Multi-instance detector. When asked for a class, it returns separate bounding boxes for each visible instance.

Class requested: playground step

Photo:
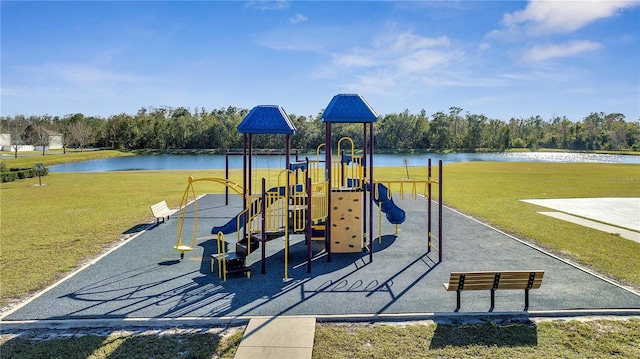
[236,236,260,257]
[311,224,325,241]
[225,253,248,270]
[234,316,316,359]
[221,252,251,278]
[226,267,251,276]
[268,230,286,241]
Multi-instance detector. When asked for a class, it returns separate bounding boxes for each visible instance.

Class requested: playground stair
[216,236,260,279]
[220,232,287,279]
[235,235,261,257]
[222,252,251,277]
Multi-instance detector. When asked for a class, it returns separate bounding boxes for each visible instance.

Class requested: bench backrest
[150,201,169,215]
[446,271,544,291]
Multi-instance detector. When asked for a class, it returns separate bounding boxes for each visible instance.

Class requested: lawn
[1,149,134,169]
[443,162,640,286]
[1,160,639,304]
[2,319,638,358]
[1,154,639,358]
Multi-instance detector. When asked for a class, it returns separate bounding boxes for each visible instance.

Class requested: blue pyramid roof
[237,105,296,134]
[321,94,379,123]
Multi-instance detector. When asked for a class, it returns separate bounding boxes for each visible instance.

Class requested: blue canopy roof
[237,105,296,134]
[321,94,379,123]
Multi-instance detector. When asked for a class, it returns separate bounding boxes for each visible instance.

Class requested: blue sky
[2,1,639,121]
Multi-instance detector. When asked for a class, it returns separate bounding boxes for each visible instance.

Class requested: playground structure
[174,94,443,280]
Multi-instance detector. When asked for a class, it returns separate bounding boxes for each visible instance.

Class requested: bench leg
[490,289,495,312]
[455,291,461,312]
[524,289,530,311]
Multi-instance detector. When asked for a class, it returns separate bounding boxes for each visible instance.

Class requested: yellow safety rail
[215,231,225,279]
[310,143,326,182]
[373,179,439,200]
[310,180,329,224]
[371,179,441,244]
[429,230,440,254]
[214,231,250,281]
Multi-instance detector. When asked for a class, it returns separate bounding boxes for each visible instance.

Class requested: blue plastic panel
[321,94,379,123]
[237,105,296,134]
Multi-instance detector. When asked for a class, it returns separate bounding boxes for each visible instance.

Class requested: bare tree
[7,115,28,158]
[25,125,50,155]
[68,120,92,151]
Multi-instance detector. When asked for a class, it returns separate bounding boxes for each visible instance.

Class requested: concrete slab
[538,212,640,243]
[521,198,640,232]
[234,316,315,359]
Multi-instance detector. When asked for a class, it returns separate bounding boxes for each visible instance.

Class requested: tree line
[2,106,639,153]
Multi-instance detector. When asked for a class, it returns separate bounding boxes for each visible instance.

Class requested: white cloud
[328,31,457,73]
[331,52,377,68]
[503,0,639,35]
[522,40,603,61]
[388,32,450,52]
[290,13,307,24]
[314,30,465,95]
[477,42,491,52]
[53,65,144,84]
[245,0,289,11]
[253,30,326,52]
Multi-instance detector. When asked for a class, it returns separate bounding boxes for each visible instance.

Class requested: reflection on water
[49,152,640,172]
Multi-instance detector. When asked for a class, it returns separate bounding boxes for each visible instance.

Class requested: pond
[49,151,640,172]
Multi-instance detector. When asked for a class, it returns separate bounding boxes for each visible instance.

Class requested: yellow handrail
[216,231,226,281]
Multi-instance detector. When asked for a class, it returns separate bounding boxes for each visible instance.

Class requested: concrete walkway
[521,198,640,243]
[521,198,640,232]
[234,316,316,359]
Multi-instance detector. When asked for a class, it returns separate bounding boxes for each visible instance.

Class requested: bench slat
[150,200,176,224]
[443,270,544,312]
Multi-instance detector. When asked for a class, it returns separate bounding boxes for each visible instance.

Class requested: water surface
[49,152,640,172]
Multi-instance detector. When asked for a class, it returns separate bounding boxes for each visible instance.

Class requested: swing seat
[174,245,193,251]
[174,245,193,259]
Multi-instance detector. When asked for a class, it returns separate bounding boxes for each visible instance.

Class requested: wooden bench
[444,270,544,312]
[150,200,176,225]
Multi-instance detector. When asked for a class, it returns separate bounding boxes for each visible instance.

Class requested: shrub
[1,171,18,182]
[1,166,48,183]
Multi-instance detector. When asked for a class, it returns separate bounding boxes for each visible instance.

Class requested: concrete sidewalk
[521,198,640,232]
[234,316,316,359]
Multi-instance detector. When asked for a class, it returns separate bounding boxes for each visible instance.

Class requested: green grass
[443,162,640,286]
[1,162,638,303]
[312,319,640,359]
[0,328,244,359]
[1,150,133,169]
[2,319,638,358]
[0,169,248,302]
[1,156,639,358]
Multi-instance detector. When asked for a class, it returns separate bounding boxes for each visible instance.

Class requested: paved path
[521,198,640,232]
[233,316,315,359]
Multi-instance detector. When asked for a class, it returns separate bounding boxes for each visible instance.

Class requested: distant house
[0,133,33,151]
[1,128,63,151]
[39,128,63,150]
[0,133,10,149]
